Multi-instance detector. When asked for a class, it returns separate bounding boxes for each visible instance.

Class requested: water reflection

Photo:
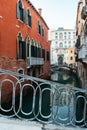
[51,71,78,87]
[50,70,80,125]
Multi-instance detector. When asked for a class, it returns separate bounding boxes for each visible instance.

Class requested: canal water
[50,70,80,87]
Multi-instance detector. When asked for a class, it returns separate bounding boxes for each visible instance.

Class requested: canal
[50,70,80,87]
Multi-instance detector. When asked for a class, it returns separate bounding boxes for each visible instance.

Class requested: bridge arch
[58,56,63,65]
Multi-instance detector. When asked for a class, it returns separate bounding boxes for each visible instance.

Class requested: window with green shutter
[16,0,24,22]
[37,47,40,58]
[42,49,45,60]
[31,45,34,57]
[38,21,41,35]
[26,9,32,27]
[18,41,26,60]
[42,26,44,37]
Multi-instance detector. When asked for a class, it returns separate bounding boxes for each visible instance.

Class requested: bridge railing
[0,69,87,128]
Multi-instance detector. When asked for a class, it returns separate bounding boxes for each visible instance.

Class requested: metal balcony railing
[27,57,44,68]
[0,69,87,128]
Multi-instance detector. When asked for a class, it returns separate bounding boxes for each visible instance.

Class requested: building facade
[0,0,50,79]
[75,0,87,89]
[49,28,76,66]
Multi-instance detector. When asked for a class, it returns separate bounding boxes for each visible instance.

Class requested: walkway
[0,117,86,130]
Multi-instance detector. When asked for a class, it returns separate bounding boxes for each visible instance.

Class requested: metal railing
[0,69,87,128]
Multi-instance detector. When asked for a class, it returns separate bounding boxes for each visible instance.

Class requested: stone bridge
[51,65,76,73]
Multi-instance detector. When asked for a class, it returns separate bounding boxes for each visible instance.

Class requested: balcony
[81,5,87,20]
[27,57,44,68]
[78,45,87,63]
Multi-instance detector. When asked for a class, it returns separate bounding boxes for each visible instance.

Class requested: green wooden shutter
[22,8,25,22]
[30,16,32,27]
[26,10,28,25]
[16,3,20,19]
[31,45,34,57]
[42,49,45,60]
[22,41,26,60]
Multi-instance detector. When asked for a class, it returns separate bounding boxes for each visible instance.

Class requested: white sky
[31,0,79,29]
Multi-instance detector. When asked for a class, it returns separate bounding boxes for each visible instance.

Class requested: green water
[51,70,80,87]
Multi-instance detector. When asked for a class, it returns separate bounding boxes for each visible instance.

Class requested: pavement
[0,117,86,130]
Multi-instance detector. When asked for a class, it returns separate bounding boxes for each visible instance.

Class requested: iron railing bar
[0,68,87,93]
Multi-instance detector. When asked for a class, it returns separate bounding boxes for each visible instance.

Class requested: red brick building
[0,0,50,79]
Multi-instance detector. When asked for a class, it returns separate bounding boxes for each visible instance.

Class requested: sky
[31,0,79,29]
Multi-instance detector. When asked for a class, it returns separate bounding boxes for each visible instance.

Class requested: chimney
[38,8,42,16]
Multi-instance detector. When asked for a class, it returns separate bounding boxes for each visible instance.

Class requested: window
[41,26,44,37]
[70,57,73,60]
[59,42,63,48]
[42,48,45,60]
[31,44,34,57]
[26,37,30,57]
[64,36,66,39]
[37,46,41,58]
[55,36,58,39]
[16,0,24,22]
[56,41,57,44]
[26,9,32,27]
[55,32,58,35]
[68,35,71,39]
[31,41,39,58]
[59,33,63,39]
[47,51,50,61]
[37,22,44,36]
[19,41,26,59]
[64,32,66,34]
[38,21,41,35]
[17,33,26,60]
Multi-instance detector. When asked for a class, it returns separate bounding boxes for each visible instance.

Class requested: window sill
[17,19,24,23]
[27,25,32,29]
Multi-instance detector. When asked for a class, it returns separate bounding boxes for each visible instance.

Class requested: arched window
[41,26,44,37]
[38,21,41,35]
[26,37,30,57]
[26,9,32,27]
[42,48,45,60]
[70,57,73,60]
[17,33,26,60]
[59,42,63,48]
[16,0,24,22]
[31,40,35,57]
